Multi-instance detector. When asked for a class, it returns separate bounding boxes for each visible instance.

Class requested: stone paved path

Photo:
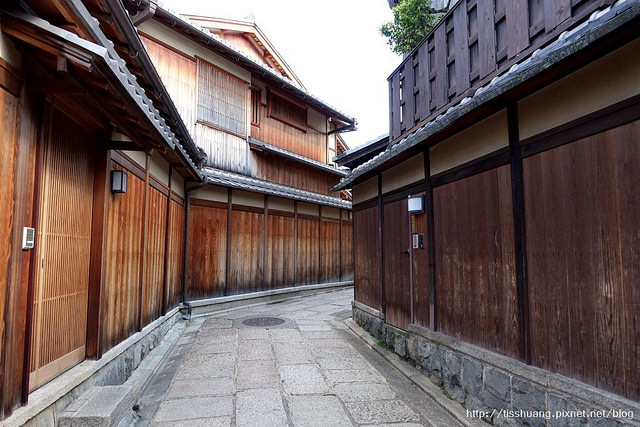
[134,288,462,426]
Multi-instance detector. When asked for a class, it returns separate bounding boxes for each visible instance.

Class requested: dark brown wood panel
[165,199,184,310]
[524,120,640,401]
[254,155,338,196]
[353,206,381,310]
[296,218,319,285]
[141,187,166,326]
[341,220,354,281]
[434,165,519,358]
[228,209,264,294]
[410,199,430,329]
[103,165,145,352]
[186,203,227,299]
[320,220,340,283]
[383,199,411,330]
[265,214,295,289]
[0,88,18,382]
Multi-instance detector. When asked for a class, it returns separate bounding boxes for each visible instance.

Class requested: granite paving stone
[153,396,233,422]
[286,395,353,427]
[236,388,287,427]
[344,400,421,424]
[137,288,462,426]
[279,364,330,394]
[237,360,279,390]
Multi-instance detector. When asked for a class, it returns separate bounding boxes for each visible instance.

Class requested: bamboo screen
[197,58,247,136]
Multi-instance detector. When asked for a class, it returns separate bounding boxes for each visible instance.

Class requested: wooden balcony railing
[388,0,615,143]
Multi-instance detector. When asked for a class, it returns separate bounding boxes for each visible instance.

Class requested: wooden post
[508,103,531,364]
[293,201,298,286]
[86,138,110,359]
[339,210,343,281]
[263,195,268,291]
[224,188,232,296]
[424,150,437,331]
[138,153,150,331]
[161,167,173,315]
[318,205,322,284]
[378,174,385,318]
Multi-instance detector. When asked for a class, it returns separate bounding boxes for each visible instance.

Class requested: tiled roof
[203,167,351,209]
[333,0,639,191]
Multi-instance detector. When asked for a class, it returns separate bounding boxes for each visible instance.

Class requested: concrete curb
[344,318,484,427]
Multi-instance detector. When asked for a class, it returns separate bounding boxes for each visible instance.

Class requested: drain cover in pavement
[241,317,285,327]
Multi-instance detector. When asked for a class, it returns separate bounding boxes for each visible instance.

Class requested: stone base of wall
[352,303,640,426]
[7,309,181,426]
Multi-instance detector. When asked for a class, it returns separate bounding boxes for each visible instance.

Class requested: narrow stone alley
[132,288,464,426]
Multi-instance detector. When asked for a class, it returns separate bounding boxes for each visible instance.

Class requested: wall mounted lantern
[407,195,424,214]
[110,170,128,194]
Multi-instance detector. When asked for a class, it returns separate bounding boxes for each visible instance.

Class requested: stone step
[58,385,135,427]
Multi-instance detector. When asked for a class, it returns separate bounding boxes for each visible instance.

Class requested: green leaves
[380,0,444,54]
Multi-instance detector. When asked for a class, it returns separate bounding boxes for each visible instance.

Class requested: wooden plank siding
[187,202,228,299]
[103,164,145,352]
[410,203,430,329]
[265,213,295,289]
[228,209,265,294]
[251,101,327,163]
[295,218,319,285]
[141,187,167,326]
[320,220,340,283]
[389,0,616,142]
[523,120,640,401]
[383,199,411,330]
[254,156,338,196]
[433,165,520,359]
[340,220,354,282]
[165,199,184,310]
[353,206,381,311]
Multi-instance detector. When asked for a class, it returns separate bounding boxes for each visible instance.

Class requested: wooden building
[335,0,640,417]
[135,9,356,301]
[0,0,354,421]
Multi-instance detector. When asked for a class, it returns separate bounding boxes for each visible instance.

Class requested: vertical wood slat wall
[103,159,185,353]
[187,198,353,299]
[351,117,640,402]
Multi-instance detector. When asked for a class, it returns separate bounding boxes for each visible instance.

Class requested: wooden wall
[524,121,640,401]
[103,164,145,351]
[352,99,640,401]
[103,157,186,352]
[353,206,381,311]
[434,166,519,358]
[255,156,338,196]
[186,193,353,299]
[252,103,327,163]
[187,201,227,299]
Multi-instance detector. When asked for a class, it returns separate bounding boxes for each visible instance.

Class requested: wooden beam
[224,188,232,296]
[263,195,268,292]
[378,174,385,319]
[293,201,298,285]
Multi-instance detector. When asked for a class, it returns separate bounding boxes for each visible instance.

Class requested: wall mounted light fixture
[110,170,128,194]
[408,195,424,214]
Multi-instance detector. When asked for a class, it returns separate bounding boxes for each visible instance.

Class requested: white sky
[159,0,401,149]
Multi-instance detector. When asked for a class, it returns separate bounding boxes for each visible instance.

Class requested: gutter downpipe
[181,177,207,319]
[131,0,157,26]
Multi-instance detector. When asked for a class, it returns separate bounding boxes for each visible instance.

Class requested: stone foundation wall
[352,303,640,426]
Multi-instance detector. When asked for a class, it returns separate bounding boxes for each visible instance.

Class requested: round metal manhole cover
[241,317,285,327]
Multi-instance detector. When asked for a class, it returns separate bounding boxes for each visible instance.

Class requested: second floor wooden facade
[388,0,618,143]
[138,11,355,196]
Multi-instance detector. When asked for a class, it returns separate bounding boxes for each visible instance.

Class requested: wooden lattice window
[250,86,261,126]
[268,92,307,132]
[197,58,247,136]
